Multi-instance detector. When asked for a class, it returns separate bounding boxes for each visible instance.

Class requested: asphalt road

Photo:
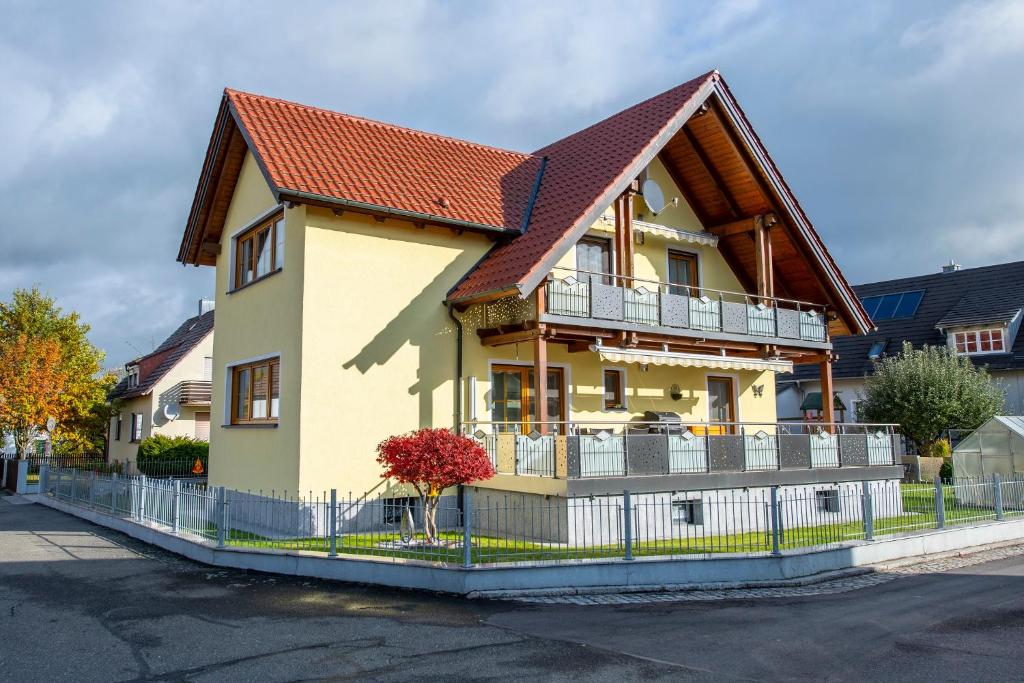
[3,495,1024,682]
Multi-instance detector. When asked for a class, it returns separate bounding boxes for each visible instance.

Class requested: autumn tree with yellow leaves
[0,288,111,458]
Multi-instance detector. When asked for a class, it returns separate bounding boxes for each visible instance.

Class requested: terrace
[464,420,901,495]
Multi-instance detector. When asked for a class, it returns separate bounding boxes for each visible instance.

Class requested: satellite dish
[163,404,181,421]
[641,178,666,214]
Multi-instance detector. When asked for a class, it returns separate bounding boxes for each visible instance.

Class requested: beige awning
[592,346,793,373]
[600,216,718,247]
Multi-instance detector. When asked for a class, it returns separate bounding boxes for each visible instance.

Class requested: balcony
[177,380,212,406]
[464,421,899,493]
[533,268,829,349]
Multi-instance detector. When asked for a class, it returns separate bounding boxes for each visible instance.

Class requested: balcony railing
[542,267,829,343]
[177,380,212,406]
[463,421,897,480]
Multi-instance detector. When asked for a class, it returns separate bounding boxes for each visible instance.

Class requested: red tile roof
[226,89,543,232]
[449,72,716,300]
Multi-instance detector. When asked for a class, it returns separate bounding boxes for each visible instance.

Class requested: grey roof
[993,416,1024,439]
[935,286,1024,328]
[109,310,214,400]
[788,261,1024,382]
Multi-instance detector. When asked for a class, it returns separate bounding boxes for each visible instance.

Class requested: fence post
[770,486,781,556]
[216,486,227,549]
[861,481,874,541]
[934,477,945,529]
[172,480,181,533]
[111,473,118,513]
[139,475,147,522]
[994,473,1004,522]
[71,468,78,502]
[462,487,473,568]
[39,464,49,493]
[623,490,634,561]
[89,472,97,507]
[329,488,338,558]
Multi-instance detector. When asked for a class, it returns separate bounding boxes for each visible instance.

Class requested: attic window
[867,340,886,360]
[954,329,1005,355]
[127,366,139,389]
[859,291,924,321]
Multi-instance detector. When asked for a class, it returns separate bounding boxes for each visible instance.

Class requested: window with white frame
[130,413,144,442]
[126,365,139,388]
[953,329,1005,355]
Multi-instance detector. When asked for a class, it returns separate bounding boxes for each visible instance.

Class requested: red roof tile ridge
[531,70,718,156]
[223,87,538,162]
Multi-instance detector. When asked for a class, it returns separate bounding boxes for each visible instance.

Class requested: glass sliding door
[490,365,565,433]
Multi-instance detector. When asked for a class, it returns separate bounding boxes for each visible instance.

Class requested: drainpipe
[447,303,464,430]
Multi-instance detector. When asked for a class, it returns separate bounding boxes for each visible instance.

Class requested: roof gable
[177,72,869,335]
[109,310,214,400]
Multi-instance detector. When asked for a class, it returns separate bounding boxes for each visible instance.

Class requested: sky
[2,0,1023,368]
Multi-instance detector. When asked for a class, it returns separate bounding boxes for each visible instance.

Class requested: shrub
[939,458,954,482]
[928,439,951,459]
[136,434,208,476]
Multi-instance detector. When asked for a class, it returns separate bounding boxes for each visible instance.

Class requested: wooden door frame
[667,248,701,294]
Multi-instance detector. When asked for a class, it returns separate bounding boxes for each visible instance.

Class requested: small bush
[939,457,954,482]
[928,439,951,459]
[136,434,208,476]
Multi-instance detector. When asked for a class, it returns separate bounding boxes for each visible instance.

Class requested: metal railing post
[111,473,118,513]
[623,490,634,561]
[329,489,338,557]
[139,475,147,522]
[934,477,945,529]
[861,481,874,541]
[89,472,97,507]
[71,468,78,502]
[216,486,227,548]
[172,480,181,533]
[462,487,473,568]
[994,473,1004,521]
[770,486,781,556]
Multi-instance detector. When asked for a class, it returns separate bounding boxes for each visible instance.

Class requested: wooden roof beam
[682,125,741,218]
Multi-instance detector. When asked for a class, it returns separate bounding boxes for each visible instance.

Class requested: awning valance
[592,346,794,374]
[600,216,719,247]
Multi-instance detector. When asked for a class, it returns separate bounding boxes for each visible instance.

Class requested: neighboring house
[175,70,900,516]
[107,303,215,466]
[778,261,1024,421]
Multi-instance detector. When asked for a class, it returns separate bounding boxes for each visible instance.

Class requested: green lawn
[220,484,1014,564]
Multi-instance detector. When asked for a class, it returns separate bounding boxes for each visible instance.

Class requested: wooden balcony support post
[820,353,835,431]
[614,193,634,286]
[534,286,549,434]
[754,213,776,305]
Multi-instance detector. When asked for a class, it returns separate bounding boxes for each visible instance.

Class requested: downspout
[447,303,464,431]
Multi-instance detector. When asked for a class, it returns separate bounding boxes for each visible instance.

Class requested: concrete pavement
[4,494,1024,681]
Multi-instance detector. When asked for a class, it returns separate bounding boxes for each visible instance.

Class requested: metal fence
[40,465,1024,568]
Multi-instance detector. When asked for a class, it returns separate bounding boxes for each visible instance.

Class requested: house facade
[107,304,214,466]
[177,71,899,516]
[778,261,1024,422]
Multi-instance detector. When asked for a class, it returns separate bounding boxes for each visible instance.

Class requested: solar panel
[858,290,925,321]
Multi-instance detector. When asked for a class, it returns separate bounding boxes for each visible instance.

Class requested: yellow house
[176,70,899,506]
[108,303,214,470]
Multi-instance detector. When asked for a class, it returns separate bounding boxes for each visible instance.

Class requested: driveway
[3,495,1024,681]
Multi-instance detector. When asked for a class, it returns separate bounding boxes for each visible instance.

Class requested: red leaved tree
[376,428,495,543]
